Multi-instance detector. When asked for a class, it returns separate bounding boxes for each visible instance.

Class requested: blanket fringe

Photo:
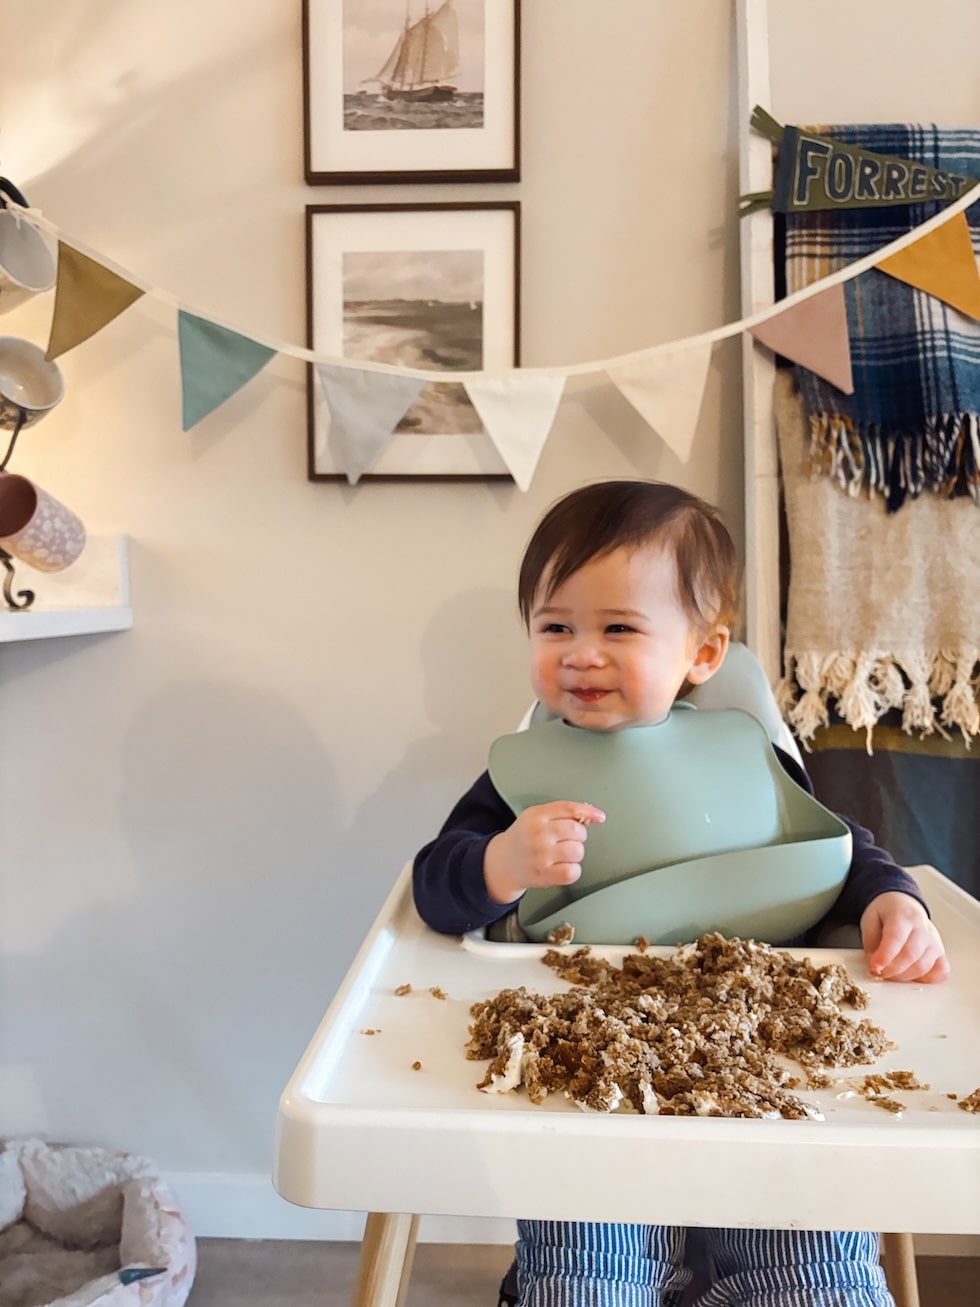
[779,649,979,753]
[806,413,980,513]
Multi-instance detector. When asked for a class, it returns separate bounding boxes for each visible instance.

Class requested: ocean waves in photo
[344,298,484,434]
[343,91,484,132]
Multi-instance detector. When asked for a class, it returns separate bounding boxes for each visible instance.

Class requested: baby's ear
[686,626,729,685]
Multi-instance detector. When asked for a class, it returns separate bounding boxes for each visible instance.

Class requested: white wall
[0,0,977,1241]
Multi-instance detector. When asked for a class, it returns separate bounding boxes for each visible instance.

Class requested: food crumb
[859,1071,927,1096]
[429,986,447,1000]
[547,923,576,945]
[360,1028,380,1036]
[394,983,412,996]
[947,1092,959,1101]
[958,1089,980,1114]
[869,1096,904,1114]
[634,936,650,953]
[411,1060,423,1071]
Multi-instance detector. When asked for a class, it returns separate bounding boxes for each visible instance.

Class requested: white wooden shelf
[0,534,132,643]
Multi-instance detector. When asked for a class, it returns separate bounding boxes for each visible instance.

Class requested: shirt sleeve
[773,745,929,925]
[412,771,517,935]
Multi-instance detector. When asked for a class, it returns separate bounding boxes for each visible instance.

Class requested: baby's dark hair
[518,480,738,633]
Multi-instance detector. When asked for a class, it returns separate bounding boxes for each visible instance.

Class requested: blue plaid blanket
[785,124,980,511]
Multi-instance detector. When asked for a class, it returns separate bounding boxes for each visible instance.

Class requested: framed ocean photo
[302,0,520,184]
[306,202,520,480]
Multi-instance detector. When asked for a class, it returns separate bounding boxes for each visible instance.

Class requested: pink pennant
[750,284,854,394]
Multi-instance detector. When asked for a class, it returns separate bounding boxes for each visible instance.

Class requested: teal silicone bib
[487,706,851,946]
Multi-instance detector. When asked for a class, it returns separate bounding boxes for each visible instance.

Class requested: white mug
[0,335,64,432]
[0,210,57,314]
[0,471,86,572]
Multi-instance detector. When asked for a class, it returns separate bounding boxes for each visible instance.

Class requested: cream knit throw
[775,369,980,749]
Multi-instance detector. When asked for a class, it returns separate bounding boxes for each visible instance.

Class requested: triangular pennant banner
[178,311,276,430]
[315,363,424,484]
[45,243,144,360]
[464,374,565,491]
[606,343,713,463]
[876,211,980,320]
[749,284,854,394]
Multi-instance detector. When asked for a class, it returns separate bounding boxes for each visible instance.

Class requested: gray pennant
[315,363,424,483]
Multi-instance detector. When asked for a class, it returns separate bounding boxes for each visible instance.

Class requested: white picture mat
[307,1,516,176]
[309,205,516,477]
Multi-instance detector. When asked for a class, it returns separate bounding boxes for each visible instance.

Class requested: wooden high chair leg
[880,1231,920,1307]
[352,1212,420,1307]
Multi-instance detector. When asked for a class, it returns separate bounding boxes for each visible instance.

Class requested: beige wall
[0,0,977,1234]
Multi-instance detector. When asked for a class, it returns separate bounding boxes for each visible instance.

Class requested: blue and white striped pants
[514,1223,893,1306]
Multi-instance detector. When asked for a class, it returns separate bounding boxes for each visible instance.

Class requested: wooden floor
[186,1239,978,1305]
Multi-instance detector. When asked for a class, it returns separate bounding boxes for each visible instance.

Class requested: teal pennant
[178,311,276,430]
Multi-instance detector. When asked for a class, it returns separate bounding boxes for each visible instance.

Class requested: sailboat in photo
[364,0,460,102]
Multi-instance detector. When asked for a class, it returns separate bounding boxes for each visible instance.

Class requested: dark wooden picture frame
[307,201,520,481]
[302,0,520,185]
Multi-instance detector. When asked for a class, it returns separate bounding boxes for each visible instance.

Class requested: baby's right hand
[484,801,606,906]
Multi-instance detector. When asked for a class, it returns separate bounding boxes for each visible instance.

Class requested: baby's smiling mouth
[568,687,609,702]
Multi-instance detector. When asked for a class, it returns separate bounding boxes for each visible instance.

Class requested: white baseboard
[165,1172,979,1257]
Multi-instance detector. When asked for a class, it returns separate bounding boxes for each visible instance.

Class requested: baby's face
[528,544,720,731]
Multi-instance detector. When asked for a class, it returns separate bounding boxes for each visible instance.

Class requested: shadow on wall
[336,584,530,899]
[1,679,346,1168]
[571,381,681,481]
[2,591,527,1168]
[8,1,291,203]
[116,679,353,1165]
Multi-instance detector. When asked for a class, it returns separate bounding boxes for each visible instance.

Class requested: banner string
[11,182,980,384]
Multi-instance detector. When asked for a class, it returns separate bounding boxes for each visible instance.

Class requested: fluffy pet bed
[0,1139,195,1307]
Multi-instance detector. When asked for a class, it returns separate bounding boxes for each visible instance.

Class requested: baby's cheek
[529,654,557,701]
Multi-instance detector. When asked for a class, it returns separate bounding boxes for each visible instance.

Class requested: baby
[413,479,948,1306]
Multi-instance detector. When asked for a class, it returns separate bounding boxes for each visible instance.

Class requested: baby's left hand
[860,892,950,983]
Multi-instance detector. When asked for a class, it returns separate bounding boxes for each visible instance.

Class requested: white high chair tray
[275,864,980,1234]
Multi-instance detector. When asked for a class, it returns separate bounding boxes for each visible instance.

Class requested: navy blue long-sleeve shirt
[412,745,927,938]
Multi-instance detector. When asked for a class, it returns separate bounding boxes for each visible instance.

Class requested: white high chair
[274,638,965,1307]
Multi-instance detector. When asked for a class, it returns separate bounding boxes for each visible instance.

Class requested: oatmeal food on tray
[467,934,896,1118]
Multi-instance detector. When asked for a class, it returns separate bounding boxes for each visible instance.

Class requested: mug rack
[1,408,27,472]
[0,544,33,610]
[1,410,41,610]
[0,411,33,609]
[0,175,130,638]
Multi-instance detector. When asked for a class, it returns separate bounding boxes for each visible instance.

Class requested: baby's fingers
[918,952,951,984]
[546,860,583,887]
[548,801,606,827]
[865,918,909,976]
[873,937,922,980]
[882,944,929,981]
[885,938,950,984]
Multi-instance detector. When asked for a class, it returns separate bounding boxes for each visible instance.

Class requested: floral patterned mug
[0,471,85,571]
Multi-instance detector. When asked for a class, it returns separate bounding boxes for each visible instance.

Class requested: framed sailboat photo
[303,0,520,184]
[306,201,520,480]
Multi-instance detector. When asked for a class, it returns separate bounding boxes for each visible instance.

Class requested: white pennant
[607,343,714,463]
[464,374,565,491]
[315,363,424,484]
